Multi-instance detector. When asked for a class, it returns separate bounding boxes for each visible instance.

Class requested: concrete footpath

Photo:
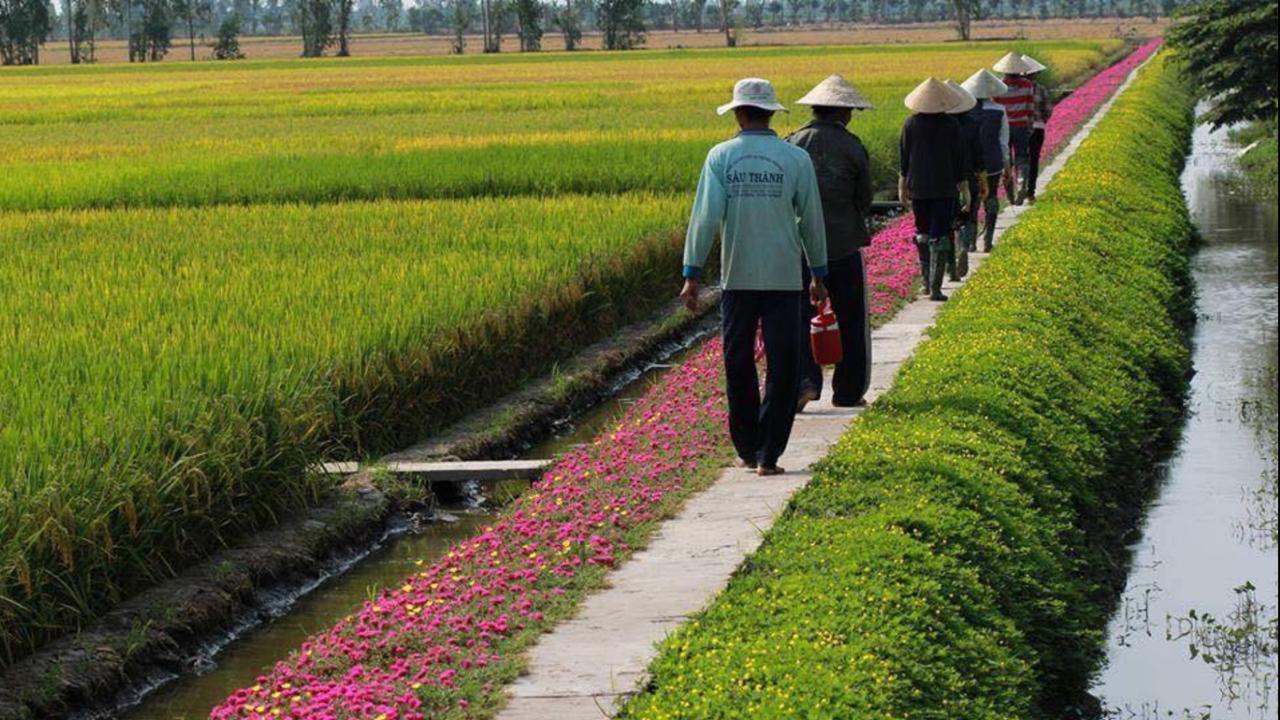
[496,55,1153,720]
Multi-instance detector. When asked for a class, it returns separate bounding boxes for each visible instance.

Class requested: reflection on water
[1091,115,1279,719]
[119,513,488,720]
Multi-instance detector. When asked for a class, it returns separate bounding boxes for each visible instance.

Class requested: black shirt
[898,113,964,199]
[787,119,875,259]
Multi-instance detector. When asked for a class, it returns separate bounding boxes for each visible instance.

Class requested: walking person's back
[787,74,876,410]
[898,77,965,302]
[680,78,829,476]
[1021,53,1054,203]
[963,68,1011,253]
[992,51,1039,204]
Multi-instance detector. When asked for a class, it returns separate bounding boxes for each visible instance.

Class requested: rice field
[0,39,1120,666]
[0,41,1119,211]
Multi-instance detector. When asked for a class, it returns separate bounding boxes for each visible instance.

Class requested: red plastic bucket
[809,302,843,366]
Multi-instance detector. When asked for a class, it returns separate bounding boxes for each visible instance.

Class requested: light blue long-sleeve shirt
[682,129,828,291]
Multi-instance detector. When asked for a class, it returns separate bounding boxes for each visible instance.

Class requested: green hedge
[619,53,1196,719]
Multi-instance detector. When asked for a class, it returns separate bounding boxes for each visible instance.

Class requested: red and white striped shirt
[995,75,1036,129]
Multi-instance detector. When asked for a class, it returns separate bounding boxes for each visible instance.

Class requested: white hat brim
[716,100,789,115]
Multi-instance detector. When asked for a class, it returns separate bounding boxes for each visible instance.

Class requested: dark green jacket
[786,119,874,259]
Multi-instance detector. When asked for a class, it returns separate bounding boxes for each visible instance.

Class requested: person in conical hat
[899,77,965,302]
[787,74,875,411]
[964,68,1012,252]
[1021,55,1054,204]
[944,80,981,281]
[992,51,1037,75]
[992,52,1038,205]
[682,77,828,477]
[1020,53,1048,74]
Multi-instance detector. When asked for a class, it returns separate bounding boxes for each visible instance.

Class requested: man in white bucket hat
[963,68,1012,253]
[992,51,1039,204]
[681,77,829,477]
[786,74,875,411]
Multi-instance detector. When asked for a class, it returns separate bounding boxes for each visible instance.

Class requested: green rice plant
[0,41,1118,213]
[0,192,687,666]
[619,53,1196,718]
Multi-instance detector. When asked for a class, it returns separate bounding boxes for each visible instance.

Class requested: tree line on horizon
[0,0,1207,64]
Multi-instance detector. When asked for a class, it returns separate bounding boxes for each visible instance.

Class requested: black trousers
[722,290,802,467]
[1027,127,1046,199]
[800,253,871,405]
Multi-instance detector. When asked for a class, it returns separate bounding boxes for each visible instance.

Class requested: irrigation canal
[1090,116,1279,717]
[117,346,694,720]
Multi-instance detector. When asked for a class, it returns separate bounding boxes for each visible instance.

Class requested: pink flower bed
[1040,38,1162,156]
[211,40,1160,720]
[215,342,730,720]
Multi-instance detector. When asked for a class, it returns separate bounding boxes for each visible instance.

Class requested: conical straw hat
[1021,54,1048,74]
[903,77,958,114]
[945,79,977,113]
[992,51,1037,75]
[796,74,874,109]
[963,68,1009,99]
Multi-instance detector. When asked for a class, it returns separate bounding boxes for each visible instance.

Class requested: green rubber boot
[928,237,948,301]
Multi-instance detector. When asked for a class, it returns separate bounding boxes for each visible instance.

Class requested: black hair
[811,105,851,121]
[736,105,775,124]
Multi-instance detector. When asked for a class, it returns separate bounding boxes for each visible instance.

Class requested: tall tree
[447,0,467,51]
[716,0,733,43]
[512,0,539,48]
[597,0,641,47]
[553,0,579,47]
[62,0,74,60]
[173,0,209,58]
[0,0,52,63]
[139,0,172,59]
[688,0,702,27]
[1168,0,1278,127]
[951,0,977,38]
[298,0,331,54]
[210,11,242,54]
[334,0,351,53]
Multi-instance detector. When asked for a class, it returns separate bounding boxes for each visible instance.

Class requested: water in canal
[1090,118,1279,717]
[116,336,706,719]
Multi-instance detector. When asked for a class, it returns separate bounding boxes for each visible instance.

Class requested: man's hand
[680,279,700,313]
[978,173,990,201]
[809,277,828,307]
[897,176,911,207]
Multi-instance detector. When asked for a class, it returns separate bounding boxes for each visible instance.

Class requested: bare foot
[737,458,758,470]
[756,465,785,477]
